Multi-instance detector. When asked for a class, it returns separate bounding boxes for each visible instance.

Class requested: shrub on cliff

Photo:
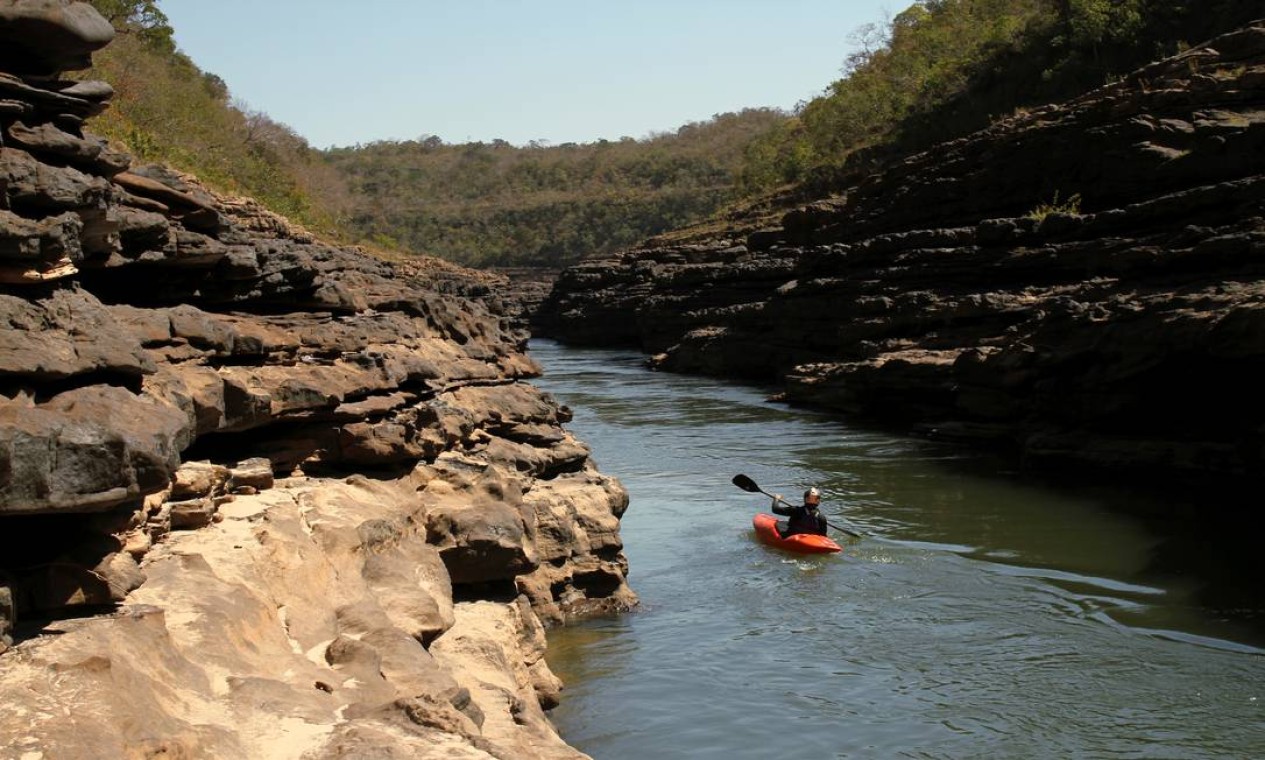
[89,0,174,54]
[81,0,353,235]
[739,0,1264,194]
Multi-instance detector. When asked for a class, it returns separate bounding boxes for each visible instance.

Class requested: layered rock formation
[489,267,561,330]
[539,22,1265,482]
[0,3,633,757]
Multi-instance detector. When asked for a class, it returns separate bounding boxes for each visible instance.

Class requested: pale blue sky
[160,0,900,149]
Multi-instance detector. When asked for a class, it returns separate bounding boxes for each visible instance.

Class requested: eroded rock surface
[539,22,1265,482]
[0,5,631,757]
[1,471,621,758]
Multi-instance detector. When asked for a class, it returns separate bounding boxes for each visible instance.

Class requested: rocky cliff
[539,22,1265,483]
[0,3,633,758]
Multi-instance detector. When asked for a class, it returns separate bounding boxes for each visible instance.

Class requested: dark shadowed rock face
[539,22,1265,482]
[0,7,631,757]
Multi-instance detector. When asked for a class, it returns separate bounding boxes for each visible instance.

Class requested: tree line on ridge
[81,0,1262,268]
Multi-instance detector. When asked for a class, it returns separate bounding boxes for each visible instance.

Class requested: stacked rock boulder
[0,3,634,758]
[539,22,1265,483]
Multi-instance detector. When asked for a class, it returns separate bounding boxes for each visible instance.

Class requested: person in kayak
[772,487,828,537]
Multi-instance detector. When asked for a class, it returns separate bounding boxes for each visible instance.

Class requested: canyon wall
[539,22,1265,483]
[0,3,633,758]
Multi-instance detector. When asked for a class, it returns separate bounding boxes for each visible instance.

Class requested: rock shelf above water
[538,22,1265,484]
[0,3,632,757]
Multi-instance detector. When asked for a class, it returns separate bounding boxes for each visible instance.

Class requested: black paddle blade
[732,474,760,493]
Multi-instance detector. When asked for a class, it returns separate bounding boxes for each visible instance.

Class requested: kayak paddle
[732,473,865,538]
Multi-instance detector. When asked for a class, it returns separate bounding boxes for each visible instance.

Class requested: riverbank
[0,5,631,757]
[537,22,1265,486]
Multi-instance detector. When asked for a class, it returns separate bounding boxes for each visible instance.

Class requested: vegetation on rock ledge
[80,0,1263,268]
[741,0,1263,194]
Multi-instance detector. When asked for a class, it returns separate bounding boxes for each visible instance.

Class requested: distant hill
[81,0,1264,271]
[323,110,787,268]
[80,3,786,269]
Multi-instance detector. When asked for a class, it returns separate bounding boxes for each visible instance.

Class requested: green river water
[529,339,1265,759]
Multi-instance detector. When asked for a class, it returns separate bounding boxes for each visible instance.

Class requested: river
[528,339,1265,759]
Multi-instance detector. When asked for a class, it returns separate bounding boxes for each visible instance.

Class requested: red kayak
[752,513,842,554]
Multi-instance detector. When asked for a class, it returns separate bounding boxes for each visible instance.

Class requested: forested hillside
[741,0,1264,194]
[82,0,351,234]
[77,0,1264,268]
[77,1,787,267]
[324,110,785,267]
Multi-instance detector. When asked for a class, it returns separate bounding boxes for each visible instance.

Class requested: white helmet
[804,487,820,505]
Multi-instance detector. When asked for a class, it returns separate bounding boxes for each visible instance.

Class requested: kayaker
[772,487,828,537]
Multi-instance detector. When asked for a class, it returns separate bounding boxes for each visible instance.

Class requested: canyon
[5,3,1265,758]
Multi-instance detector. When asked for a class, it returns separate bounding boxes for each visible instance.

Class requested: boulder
[0,286,153,382]
[1,145,113,212]
[423,462,538,585]
[0,385,188,514]
[228,457,274,492]
[0,208,81,270]
[6,120,106,167]
[427,497,537,585]
[170,461,230,501]
[114,206,172,254]
[0,1,114,74]
[92,549,146,600]
[167,498,216,530]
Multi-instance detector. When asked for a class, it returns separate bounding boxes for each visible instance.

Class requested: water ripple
[532,340,1265,760]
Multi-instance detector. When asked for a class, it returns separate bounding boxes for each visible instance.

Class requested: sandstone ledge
[0,467,617,758]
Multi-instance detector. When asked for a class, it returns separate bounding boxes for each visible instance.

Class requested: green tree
[1065,0,1144,59]
[736,0,1055,190]
[87,0,175,54]
[734,0,1254,194]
